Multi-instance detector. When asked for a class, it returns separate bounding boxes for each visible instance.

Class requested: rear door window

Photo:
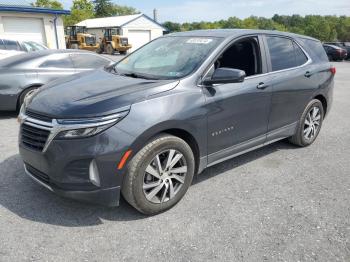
[266,36,310,71]
[0,39,5,50]
[70,54,110,69]
[3,39,20,51]
[266,36,296,71]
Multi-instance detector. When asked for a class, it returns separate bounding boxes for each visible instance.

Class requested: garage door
[2,17,46,45]
[127,30,151,53]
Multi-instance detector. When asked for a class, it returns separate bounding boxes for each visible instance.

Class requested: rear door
[36,53,76,83]
[264,35,314,140]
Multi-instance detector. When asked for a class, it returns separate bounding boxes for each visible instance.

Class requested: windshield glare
[115,36,222,80]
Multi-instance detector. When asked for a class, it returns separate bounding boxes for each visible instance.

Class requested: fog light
[89,160,100,186]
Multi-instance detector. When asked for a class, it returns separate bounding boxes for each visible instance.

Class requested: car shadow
[0,111,18,119]
[0,140,297,227]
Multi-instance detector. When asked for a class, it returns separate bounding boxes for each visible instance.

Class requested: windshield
[115,36,222,80]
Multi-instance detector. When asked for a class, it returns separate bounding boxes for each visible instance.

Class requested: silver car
[0,49,113,111]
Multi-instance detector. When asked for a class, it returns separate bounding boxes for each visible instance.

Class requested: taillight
[330,67,336,75]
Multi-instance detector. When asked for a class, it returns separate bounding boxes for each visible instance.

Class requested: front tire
[289,99,324,147]
[122,134,195,215]
[106,44,114,55]
[18,86,39,111]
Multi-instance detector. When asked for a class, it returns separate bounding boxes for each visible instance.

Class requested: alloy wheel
[304,106,321,140]
[143,149,187,204]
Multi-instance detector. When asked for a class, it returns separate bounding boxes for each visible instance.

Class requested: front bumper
[24,164,121,206]
[19,122,136,206]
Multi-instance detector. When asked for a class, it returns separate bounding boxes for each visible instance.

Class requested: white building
[76,14,166,52]
[0,4,69,49]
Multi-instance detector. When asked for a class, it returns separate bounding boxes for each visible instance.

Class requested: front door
[203,35,272,165]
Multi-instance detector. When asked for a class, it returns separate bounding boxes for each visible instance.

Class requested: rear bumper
[24,164,121,206]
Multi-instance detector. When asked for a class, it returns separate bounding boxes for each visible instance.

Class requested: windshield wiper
[121,72,157,80]
[122,72,140,78]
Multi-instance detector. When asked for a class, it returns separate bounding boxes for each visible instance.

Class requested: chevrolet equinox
[18,30,335,215]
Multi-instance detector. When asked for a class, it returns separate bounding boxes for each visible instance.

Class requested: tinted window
[70,54,110,69]
[266,36,296,71]
[4,40,20,51]
[0,40,5,50]
[297,38,329,63]
[39,54,73,68]
[294,42,308,66]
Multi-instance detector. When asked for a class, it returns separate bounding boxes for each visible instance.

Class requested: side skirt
[197,122,298,173]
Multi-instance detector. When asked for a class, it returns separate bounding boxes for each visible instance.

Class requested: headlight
[55,111,128,139]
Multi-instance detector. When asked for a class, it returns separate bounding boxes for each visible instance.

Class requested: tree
[31,0,63,9]
[162,15,350,41]
[93,0,113,17]
[110,4,139,16]
[63,0,94,26]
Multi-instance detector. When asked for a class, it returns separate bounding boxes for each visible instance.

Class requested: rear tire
[288,99,324,147]
[122,134,195,215]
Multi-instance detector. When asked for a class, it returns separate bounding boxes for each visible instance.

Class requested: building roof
[0,1,70,15]
[76,13,166,30]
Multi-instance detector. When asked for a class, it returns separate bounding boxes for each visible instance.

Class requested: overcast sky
[61,0,350,22]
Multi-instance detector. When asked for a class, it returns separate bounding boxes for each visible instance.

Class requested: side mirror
[104,61,115,70]
[203,67,246,85]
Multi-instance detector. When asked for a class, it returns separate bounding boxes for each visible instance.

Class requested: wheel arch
[17,83,43,110]
[313,94,328,116]
[129,123,203,175]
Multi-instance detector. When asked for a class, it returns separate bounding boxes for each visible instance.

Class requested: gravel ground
[0,62,349,262]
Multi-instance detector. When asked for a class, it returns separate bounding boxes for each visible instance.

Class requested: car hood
[27,69,179,118]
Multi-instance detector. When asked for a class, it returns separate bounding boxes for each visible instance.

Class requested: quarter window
[294,42,308,66]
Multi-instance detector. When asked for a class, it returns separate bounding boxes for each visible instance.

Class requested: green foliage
[93,0,113,18]
[31,0,63,9]
[93,0,138,18]
[110,4,139,16]
[63,0,138,26]
[164,15,350,41]
[63,0,94,26]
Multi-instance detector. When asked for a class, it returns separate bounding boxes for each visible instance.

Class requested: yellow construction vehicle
[65,26,99,51]
[96,28,132,55]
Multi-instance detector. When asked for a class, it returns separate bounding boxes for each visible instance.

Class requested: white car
[0,39,47,59]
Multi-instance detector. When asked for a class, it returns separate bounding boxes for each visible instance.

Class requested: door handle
[304,71,313,78]
[256,82,269,90]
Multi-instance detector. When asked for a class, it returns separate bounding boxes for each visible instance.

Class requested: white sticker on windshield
[186,38,213,44]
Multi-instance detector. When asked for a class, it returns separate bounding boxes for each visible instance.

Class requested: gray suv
[18,29,335,215]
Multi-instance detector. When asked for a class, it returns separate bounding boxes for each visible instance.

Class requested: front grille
[21,124,50,151]
[120,38,128,46]
[25,164,50,184]
[85,36,96,46]
[25,110,52,122]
